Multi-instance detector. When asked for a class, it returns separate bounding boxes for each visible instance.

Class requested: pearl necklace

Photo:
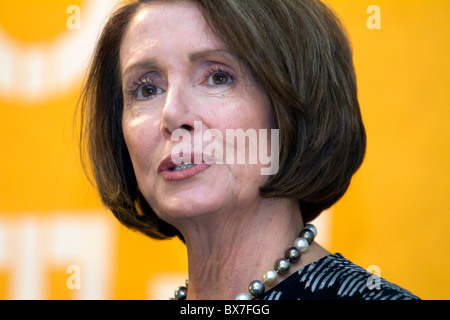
[173,224,317,300]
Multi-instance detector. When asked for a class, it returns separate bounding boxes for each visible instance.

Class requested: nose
[160,83,197,139]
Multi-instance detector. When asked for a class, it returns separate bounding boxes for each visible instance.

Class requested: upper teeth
[173,163,196,171]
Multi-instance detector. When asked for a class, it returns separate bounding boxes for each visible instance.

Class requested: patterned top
[258,253,419,300]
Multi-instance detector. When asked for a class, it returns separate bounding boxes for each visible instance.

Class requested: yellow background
[0,0,448,299]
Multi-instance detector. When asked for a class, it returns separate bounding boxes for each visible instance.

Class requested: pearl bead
[274,258,291,275]
[295,237,309,252]
[262,269,278,285]
[304,224,318,237]
[299,229,315,244]
[248,280,265,297]
[174,286,187,300]
[236,293,251,300]
[285,247,301,263]
[173,224,317,300]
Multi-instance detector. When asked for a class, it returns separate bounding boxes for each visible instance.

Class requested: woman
[78,0,419,300]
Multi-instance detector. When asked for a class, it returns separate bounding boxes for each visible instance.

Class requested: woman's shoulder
[260,253,420,300]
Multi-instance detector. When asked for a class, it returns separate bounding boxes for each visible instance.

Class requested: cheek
[200,95,273,134]
[122,113,160,174]
[225,88,273,131]
[248,88,275,130]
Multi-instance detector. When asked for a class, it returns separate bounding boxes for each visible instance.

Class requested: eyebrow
[122,59,158,80]
[188,49,237,63]
[122,49,237,80]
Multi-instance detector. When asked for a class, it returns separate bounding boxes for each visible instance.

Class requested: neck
[175,198,329,300]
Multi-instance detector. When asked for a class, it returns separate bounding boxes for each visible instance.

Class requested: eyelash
[127,76,159,100]
[126,65,234,101]
[203,66,234,87]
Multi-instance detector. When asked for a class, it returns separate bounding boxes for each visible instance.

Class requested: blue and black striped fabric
[258,253,419,300]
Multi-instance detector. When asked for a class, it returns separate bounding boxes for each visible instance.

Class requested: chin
[153,187,228,222]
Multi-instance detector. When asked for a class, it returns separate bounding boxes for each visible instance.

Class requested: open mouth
[171,163,196,171]
[158,154,212,181]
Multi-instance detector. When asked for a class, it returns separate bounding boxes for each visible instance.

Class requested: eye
[133,83,164,100]
[140,85,157,98]
[205,67,234,87]
[211,73,230,85]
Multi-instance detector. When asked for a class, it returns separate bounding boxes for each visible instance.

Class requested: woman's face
[120,2,274,225]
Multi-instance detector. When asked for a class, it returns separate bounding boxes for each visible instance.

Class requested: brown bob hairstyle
[78,0,366,241]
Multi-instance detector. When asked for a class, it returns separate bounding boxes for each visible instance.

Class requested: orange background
[0,0,448,299]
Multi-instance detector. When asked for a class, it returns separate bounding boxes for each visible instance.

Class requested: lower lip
[159,163,211,181]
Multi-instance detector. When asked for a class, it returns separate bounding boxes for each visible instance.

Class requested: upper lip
[158,155,177,173]
[157,152,213,173]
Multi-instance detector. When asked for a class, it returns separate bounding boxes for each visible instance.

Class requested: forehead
[120,1,226,71]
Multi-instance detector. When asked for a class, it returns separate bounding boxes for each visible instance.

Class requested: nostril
[162,127,171,137]
[161,124,192,138]
[180,124,193,131]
